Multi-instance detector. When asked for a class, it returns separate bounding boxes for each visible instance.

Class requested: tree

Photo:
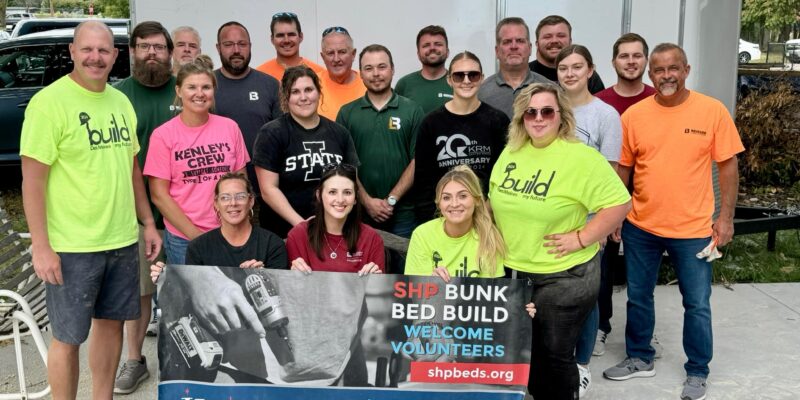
[1,0,7,30]
[95,0,128,18]
[741,0,800,41]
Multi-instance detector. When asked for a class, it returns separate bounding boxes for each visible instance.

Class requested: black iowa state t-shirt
[252,114,359,236]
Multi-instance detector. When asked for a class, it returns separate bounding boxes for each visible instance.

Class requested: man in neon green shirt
[20,21,161,400]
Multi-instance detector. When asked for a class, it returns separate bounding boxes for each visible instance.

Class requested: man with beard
[21,21,161,399]
[602,43,744,400]
[529,15,605,94]
[317,26,365,120]
[478,17,549,119]
[171,25,202,75]
[256,12,324,81]
[214,21,281,225]
[112,21,175,394]
[337,45,422,238]
[395,25,453,114]
[587,32,658,363]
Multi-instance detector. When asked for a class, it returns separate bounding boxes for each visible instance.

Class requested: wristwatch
[387,195,398,206]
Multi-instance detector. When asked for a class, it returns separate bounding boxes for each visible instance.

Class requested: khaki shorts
[138,225,164,296]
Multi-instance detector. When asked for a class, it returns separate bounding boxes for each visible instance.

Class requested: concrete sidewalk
[2,283,798,399]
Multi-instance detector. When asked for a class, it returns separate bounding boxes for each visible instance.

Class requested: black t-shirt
[413,102,509,222]
[528,59,605,94]
[252,113,360,236]
[185,226,288,269]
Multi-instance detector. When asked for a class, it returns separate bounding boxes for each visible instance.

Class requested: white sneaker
[146,308,160,337]
[578,364,591,398]
[652,334,663,359]
[593,330,607,356]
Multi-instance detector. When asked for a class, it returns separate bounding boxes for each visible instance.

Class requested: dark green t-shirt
[114,76,178,229]
[395,71,453,114]
[337,92,423,226]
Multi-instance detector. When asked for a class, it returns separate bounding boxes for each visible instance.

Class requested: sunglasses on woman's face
[522,107,559,121]
[450,70,481,83]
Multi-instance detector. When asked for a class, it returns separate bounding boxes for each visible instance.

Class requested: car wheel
[738,52,751,64]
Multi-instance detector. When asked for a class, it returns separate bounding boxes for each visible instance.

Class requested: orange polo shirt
[318,70,366,120]
[255,57,325,82]
[619,91,744,238]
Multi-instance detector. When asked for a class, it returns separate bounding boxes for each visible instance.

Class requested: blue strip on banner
[158,382,526,400]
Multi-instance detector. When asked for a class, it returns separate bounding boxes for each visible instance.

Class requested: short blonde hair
[506,82,578,151]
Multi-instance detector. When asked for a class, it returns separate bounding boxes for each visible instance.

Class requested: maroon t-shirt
[595,85,657,115]
[286,221,385,273]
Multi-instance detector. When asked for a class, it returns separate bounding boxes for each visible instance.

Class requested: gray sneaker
[681,376,707,400]
[603,357,656,381]
[593,330,607,356]
[114,356,149,394]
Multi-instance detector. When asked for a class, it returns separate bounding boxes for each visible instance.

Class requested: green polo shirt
[337,91,423,225]
[395,70,453,114]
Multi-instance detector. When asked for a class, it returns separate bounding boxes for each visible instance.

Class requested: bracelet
[576,230,586,249]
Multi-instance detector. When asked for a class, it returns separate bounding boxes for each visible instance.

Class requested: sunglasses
[322,26,349,37]
[451,70,481,83]
[322,162,357,174]
[522,107,559,120]
[272,12,298,20]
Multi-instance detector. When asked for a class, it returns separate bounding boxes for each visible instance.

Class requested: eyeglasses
[322,162,357,174]
[322,26,349,38]
[217,192,251,204]
[272,12,298,20]
[136,43,168,52]
[220,41,250,50]
[451,70,481,83]
[522,107,559,120]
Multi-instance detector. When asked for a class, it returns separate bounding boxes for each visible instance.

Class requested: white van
[786,39,800,63]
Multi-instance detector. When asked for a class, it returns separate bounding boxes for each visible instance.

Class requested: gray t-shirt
[573,97,622,162]
[477,69,550,119]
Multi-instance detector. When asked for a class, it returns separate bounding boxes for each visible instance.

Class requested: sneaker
[114,356,149,394]
[681,376,707,400]
[577,364,591,398]
[593,330,607,356]
[602,357,655,381]
[651,334,663,359]
[146,310,159,337]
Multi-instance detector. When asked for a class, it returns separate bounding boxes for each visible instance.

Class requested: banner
[156,265,532,399]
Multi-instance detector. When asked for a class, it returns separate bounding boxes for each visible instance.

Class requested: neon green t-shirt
[489,139,629,274]
[19,75,140,252]
[405,217,504,278]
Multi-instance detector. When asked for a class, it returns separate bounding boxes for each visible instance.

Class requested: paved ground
[2,283,799,399]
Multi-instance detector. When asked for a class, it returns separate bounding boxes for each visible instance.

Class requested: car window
[0,45,53,88]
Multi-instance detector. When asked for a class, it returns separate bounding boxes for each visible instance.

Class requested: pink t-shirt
[144,114,250,239]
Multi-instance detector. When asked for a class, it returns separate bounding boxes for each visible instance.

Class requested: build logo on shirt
[286,141,344,181]
[497,162,555,201]
[81,111,133,151]
[436,133,492,168]
[174,143,232,184]
[432,250,480,278]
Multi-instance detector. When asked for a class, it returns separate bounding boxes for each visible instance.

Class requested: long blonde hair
[506,82,578,151]
[435,165,506,275]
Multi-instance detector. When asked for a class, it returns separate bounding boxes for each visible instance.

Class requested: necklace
[325,234,344,260]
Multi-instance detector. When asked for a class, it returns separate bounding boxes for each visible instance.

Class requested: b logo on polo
[81,111,132,150]
[249,92,259,101]
[388,117,401,130]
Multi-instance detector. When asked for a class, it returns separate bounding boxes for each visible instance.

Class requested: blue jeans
[622,220,713,378]
[164,229,189,265]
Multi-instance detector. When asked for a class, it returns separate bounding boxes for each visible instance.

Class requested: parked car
[786,39,800,63]
[0,27,130,164]
[11,18,129,38]
[5,12,35,33]
[738,39,762,64]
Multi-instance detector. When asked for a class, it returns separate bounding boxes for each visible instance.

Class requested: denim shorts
[46,243,140,345]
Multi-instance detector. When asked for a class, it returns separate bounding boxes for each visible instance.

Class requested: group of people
[19,10,743,400]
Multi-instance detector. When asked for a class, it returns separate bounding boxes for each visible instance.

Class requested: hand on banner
[525,302,537,319]
[432,266,451,283]
[290,257,313,274]
[150,261,165,283]
[358,262,383,276]
[239,259,265,269]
